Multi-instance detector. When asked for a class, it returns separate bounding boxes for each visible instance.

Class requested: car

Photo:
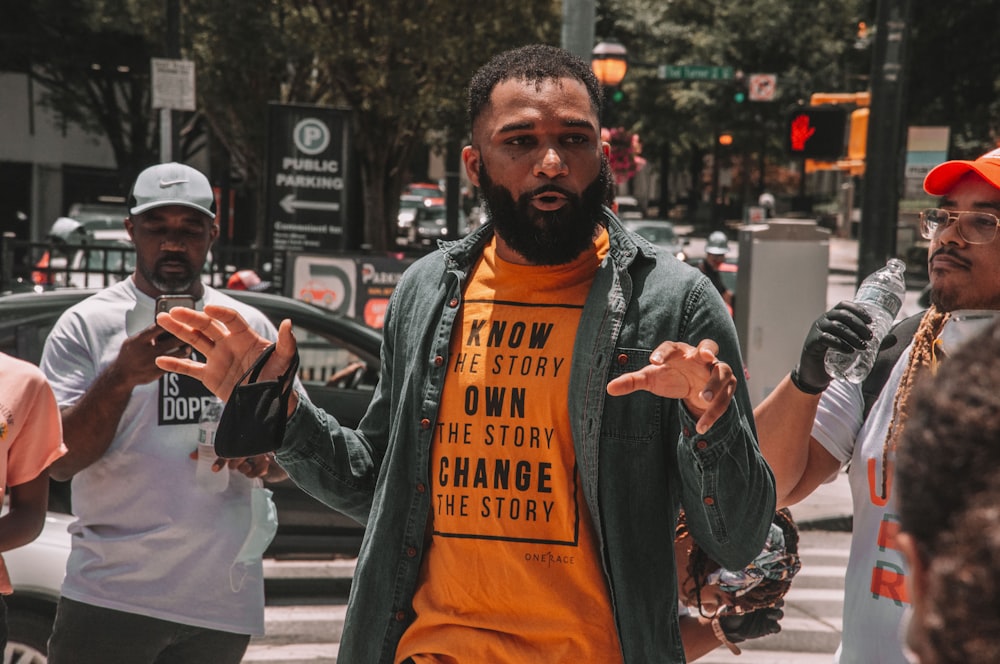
[615,195,644,220]
[397,193,431,243]
[2,512,73,662]
[31,215,132,289]
[402,181,444,201]
[623,219,690,261]
[0,288,383,658]
[411,203,470,246]
[0,288,381,554]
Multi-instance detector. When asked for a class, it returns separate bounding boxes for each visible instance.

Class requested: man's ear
[462,146,481,187]
[602,141,611,158]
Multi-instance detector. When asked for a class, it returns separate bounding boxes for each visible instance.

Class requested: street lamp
[591,39,628,87]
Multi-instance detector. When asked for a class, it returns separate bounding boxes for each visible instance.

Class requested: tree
[262,0,559,249]
[596,0,868,216]
[3,0,560,251]
[0,0,162,187]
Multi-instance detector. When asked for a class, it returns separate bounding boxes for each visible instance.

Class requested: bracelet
[711,617,742,655]
[790,367,827,395]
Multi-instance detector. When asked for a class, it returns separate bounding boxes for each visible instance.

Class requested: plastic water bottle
[195,397,228,493]
[824,258,906,384]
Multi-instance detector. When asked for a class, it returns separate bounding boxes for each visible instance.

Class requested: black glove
[791,300,872,394]
[718,603,784,643]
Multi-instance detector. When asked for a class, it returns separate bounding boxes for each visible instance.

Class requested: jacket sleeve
[675,275,776,571]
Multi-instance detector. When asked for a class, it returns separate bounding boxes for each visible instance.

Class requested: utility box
[734,219,830,406]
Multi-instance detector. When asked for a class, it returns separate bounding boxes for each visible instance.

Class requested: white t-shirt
[812,342,913,664]
[40,278,277,635]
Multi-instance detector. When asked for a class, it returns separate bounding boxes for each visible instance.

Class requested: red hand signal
[790,114,817,151]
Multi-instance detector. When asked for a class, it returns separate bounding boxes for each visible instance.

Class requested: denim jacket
[277,211,776,663]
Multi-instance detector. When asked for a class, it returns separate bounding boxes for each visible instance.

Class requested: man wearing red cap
[752,147,1000,663]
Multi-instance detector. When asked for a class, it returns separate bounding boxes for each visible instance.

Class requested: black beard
[142,253,198,293]
[478,158,612,265]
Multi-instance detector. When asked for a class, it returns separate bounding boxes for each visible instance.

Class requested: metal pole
[161,0,180,162]
[857,0,912,286]
[561,0,596,60]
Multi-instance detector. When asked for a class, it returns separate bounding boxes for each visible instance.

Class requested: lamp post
[591,39,628,126]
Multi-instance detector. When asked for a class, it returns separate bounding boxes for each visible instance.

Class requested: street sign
[748,73,777,101]
[657,65,734,81]
[266,104,351,256]
[151,58,196,111]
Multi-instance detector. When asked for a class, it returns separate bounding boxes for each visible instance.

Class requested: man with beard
[39,162,284,664]
[753,148,1000,664]
[155,45,774,664]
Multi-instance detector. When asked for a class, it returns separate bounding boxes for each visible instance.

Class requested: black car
[0,288,382,558]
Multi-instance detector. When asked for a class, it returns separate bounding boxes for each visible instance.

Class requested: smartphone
[155,294,196,321]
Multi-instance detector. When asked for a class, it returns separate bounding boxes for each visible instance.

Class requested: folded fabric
[215,344,299,458]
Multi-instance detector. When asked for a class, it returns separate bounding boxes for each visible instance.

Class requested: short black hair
[467,44,604,134]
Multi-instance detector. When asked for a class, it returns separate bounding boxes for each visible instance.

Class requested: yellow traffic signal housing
[847,107,868,162]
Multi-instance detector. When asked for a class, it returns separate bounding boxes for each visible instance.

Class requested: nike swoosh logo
[159,178,189,188]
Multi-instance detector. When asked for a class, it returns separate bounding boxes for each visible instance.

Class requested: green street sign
[657,65,734,81]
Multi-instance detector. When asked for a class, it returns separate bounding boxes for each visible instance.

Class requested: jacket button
[433,355,444,366]
[703,496,715,506]
[448,298,459,307]
[696,440,708,450]
[395,610,406,622]
[407,546,418,557]
[617,353,628,365]
[683,427,691,437]
[416,482,426,494]
[420,418,431,430]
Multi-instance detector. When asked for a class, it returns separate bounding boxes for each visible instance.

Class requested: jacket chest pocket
[601,348,663,444]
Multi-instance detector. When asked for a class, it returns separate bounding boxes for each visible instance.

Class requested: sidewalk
[792,470,853,531]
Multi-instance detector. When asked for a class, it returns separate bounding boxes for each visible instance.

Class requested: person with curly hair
[895,319,1000,664]
[675,508,801,659]
[753,148,1000,663]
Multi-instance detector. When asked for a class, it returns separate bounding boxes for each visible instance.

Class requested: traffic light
[786,107,848,160]
[732,71,747,104]
[610,88,625,104]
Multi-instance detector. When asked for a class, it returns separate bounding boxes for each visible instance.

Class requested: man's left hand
[606,340,735,434]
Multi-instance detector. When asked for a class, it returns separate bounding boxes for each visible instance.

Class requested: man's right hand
[154,305,296,403]
[116,324,191,388]
[792,300,872,394]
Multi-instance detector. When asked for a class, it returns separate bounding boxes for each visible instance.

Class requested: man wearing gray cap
[40,163,284,663]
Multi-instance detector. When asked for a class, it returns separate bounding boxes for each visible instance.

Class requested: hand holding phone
[155,294,196,320]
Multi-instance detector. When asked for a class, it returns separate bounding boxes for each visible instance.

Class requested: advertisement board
[290,253,415,329]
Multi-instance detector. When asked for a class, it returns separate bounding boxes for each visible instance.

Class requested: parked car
[3,512,73,662]
[623,219,690,261]
[402,181,444,202]
[397,193,431,243]
[614,195,644,219]
[411,203,470,246]
[0,288,383,658]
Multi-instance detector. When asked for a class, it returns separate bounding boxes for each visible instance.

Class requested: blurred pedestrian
[40,162,286,664]
[753,148,1000,663]
[698,230,733,313]
[895,317,1000,664]
[0,353,66,651]
[156,44,774,663]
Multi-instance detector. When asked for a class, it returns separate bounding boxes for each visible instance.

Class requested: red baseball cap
[923,147,1000,195]
[226,269,271,292]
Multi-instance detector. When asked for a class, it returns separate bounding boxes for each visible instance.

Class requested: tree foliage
[6,0,997,244]
[597,0,869,208]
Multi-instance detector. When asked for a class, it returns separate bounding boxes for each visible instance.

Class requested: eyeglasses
[920,208,1000,244]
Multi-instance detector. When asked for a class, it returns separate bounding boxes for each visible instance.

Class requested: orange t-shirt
[396,230,623,663]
